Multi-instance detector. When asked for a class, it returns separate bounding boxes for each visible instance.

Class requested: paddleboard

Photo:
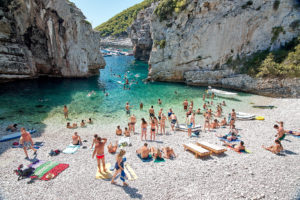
[0,129,36,142]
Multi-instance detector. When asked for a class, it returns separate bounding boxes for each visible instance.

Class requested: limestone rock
[0,0,105,82]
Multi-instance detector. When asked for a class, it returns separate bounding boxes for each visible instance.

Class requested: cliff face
[130,0,300,97]
[129,2,158,61]
[0,0,105,81]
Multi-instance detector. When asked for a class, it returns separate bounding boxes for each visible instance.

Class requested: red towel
[40,164,69,181]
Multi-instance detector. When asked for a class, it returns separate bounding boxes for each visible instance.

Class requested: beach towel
[32,161,59,179]
[154,157,165,163]
[28,160,46,169]
[227,146,251,154]
[219,138,240,143]
[62,144,80,154]
[124,163,138,180]
[40,164,69,181]
[95,163,112,179]
[137,154,153,162]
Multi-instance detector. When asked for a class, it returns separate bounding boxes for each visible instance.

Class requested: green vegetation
[154,39,166,48]
[154,0,188,22]
[273,0,280,10]
[271,26,285,43]
[241,1,253,9]
[228,37,300,78]
[95,0,158,37]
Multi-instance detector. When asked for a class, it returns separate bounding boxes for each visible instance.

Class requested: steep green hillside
[95,0,158,37]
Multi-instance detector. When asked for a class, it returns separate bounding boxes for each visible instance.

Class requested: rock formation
[129,2,158,61]
[130,0,300,97]
[0,0,105,82]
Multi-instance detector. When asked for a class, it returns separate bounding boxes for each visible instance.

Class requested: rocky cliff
[130,0,300,97]
[0,0,105,81]
[129,2,158,61]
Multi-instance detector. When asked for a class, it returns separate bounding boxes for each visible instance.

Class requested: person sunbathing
[163,147,177,159]
[262,140,283,154]
[67,122,77,129]
[107,141,118,154]
[274,124,286,141]
[210,119,220,129]
[222,140,245,152]
[116,126,122,136]
[87,118,93,124]
[80,120,86,127]
[72,132,82,145]
[124,127,130,137]
[136,143,150,159]
[6,124,18,132]
[220,118,227,126]
[286,130,300,136]
[150,147,163,160]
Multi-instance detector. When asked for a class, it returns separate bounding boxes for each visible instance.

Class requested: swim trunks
[20,141,32,148]
[184,106,187,110]
[96,154,104,159]
[158,116,161,120]
[278,134,286,141]
[171,119,177,124]
[187,123,193,128]
[150,113,154,118]
[168,112,172,117]
[151,128,155,132]
[126,110,130,115]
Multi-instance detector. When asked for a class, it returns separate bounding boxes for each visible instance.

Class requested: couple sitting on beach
[136,143,176,160]
[67,118,92,129]
[116,125,131,137]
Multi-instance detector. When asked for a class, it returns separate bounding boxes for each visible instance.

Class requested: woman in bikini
[160,114,166,135]
[150,119,156,141]
[141,118,147,141]
[203,112,210,132]
[116,126,122,136]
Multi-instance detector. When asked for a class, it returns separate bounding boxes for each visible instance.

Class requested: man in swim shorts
[19,127,37,159]
[63,105,68,119]
[129,114,137,133]
[92,137,107,173]
[125,102,132,115]
[170,113,177,131]
[149,105,155,118]
[72,132,82,145]
[136,143,150,159]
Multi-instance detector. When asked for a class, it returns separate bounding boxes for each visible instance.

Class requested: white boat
[208,86,237,97]
[236,112,255,120]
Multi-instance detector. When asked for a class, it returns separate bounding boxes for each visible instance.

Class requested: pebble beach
[0,97,299,200]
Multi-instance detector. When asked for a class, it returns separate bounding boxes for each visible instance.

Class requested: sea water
[0,56,269,129]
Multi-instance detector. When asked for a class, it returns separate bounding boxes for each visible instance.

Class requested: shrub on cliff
[154,0,188,21]
[95,0,158,37]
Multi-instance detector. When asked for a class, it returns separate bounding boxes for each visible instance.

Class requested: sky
[70,0,144,28]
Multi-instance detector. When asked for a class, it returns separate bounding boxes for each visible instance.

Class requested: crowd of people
[11,92,299,187]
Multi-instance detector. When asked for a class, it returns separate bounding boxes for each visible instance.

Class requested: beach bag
[14,164,34,181]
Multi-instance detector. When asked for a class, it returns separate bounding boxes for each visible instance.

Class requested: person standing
[129,114,136,134]
[141,118,148,141]
[140,102,143,110]
[149,106,155,119]
[63,105,68,119]
[160,114,167,134]
[125,102,132,115]
[92,137,107,173]
[19,128,37,159]
[111,150,128,186]
[183,99,189,110]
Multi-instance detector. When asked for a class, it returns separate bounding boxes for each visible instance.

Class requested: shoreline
[0,97,299,199]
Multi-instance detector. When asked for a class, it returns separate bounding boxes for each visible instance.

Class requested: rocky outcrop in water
[129,2,158,61]
[0,0,105,81]
[130,0,300,97]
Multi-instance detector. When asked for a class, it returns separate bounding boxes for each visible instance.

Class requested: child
[111,150,128,186]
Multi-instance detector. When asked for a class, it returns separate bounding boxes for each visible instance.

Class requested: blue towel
[220,138,240,143]
[137,154,153,162]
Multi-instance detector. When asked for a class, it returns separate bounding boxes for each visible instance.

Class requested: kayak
[236,112,255,120]
[176,124,201,132]
[208,86,237,97]
[0,129,36,142]
[252,105,275,109]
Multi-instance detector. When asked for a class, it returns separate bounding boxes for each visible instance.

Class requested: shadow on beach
[114,183,143,199]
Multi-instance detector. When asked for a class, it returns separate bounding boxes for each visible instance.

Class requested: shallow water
[0,56,270,128]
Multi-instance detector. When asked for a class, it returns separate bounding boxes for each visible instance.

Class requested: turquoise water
[0,56,263,128]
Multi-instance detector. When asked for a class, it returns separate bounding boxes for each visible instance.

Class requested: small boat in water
[208,86,237,97]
